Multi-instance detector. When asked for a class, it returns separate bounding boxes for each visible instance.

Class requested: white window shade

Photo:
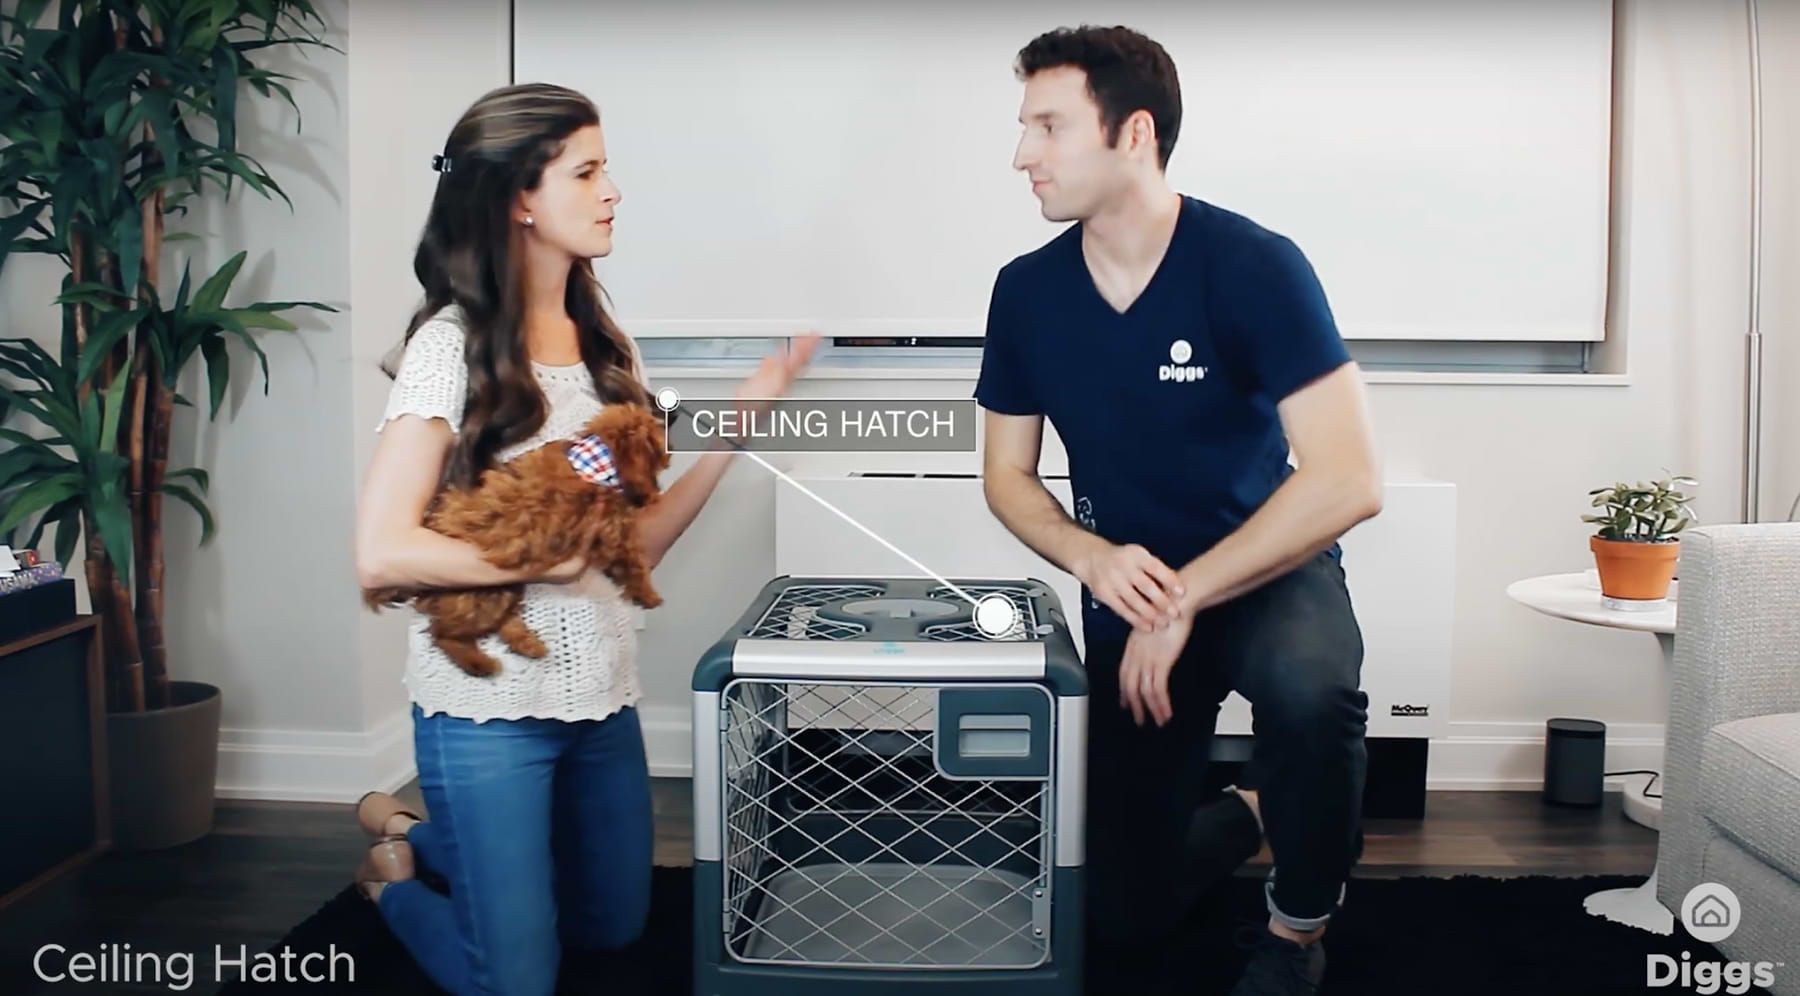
[514,0,1613,342]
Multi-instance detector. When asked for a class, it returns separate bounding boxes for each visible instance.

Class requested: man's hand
[1075,542,1186,632]
[1118,611,1193,726]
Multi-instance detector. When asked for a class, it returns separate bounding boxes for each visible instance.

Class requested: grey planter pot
[106,680,222,851]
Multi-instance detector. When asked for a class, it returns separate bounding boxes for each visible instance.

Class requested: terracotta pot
[1589,535,1680,600]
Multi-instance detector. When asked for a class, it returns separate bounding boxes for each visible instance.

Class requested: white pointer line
[671,405,979,607]
[741,448,980,607]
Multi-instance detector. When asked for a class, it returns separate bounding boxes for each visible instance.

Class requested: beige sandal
[355,838,416,903]
[355,790,423,843]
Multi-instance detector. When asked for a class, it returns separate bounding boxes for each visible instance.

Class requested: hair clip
[431,154,453,174]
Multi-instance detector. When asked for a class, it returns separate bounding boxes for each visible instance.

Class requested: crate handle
[958,714,1032,758]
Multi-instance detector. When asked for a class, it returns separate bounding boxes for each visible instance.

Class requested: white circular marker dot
[655,387,681,412]
[973,593,1018,638]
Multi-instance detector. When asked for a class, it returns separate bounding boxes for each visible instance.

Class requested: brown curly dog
[363,404,671,677]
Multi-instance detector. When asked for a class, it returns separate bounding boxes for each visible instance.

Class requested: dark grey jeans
[1082,548,1369,948]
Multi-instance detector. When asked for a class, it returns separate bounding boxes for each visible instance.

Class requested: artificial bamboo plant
[0,0,336,711]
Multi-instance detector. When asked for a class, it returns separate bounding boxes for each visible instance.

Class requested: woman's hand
[535,552,589,584]
[640,336,819,557]
[735,333,821,412]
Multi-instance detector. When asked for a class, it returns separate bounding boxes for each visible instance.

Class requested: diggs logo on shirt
[1159,339,1208,383]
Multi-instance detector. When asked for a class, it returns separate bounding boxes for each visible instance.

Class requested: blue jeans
[377,704,654,996]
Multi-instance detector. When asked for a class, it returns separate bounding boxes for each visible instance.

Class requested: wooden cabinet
[0,617,108,910]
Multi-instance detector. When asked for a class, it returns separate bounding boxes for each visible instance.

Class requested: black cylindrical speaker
[1543,717,1607,807]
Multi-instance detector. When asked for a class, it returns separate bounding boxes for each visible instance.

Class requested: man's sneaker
[1183,788,1264,900]
[1228,925,1327,996]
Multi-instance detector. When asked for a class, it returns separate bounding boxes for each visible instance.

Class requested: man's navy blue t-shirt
[974,195,1352,645]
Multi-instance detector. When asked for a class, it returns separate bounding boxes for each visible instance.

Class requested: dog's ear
[608,408,668,505]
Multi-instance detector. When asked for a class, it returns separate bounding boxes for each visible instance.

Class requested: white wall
[3,0,1795,800]
[157,0,362,768]
[1754,0,1800,526]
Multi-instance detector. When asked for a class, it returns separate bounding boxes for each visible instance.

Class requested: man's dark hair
[1015,25,1182,170]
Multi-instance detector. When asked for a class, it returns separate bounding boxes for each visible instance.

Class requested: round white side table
[1506,570,1678,935]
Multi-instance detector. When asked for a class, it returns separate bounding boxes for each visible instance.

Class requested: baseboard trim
[1423,719,1666,791]
[216,712,1662,799]
[642,711,1667,792]
[215,710,415,803]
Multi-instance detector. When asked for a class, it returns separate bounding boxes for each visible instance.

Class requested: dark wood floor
[0,783,1655,995]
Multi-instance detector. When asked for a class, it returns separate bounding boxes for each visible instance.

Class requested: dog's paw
[447,659,500,679]
[439,639,504,678]
[510,630,550,658]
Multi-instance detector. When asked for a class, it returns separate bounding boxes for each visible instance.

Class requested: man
[974,25,1383,996]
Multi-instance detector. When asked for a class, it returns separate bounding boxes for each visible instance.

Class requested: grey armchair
[1658,523,1800,990]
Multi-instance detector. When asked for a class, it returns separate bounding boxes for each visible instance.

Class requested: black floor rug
[216,868,1765,996]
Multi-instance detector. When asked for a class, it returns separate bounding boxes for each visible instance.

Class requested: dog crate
[691,576,1087,996]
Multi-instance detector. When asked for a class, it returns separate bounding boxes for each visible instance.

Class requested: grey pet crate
[691,576,1087,996]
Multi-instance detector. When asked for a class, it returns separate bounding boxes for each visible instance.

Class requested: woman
[350,82,817,996]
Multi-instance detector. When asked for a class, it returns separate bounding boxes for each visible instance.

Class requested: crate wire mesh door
[720,677,1054,968]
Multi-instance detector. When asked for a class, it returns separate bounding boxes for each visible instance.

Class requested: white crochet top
[374,305,644,724]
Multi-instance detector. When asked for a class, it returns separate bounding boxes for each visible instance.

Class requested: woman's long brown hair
[384,83,652,489]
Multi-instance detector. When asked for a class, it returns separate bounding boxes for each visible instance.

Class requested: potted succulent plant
[1582,476,1697,603]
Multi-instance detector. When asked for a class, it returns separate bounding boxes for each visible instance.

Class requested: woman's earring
[523,215,534,227]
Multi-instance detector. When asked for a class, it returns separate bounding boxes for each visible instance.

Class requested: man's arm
[1173,362,1383,614]
[981,411,1103,575]
[983,409,1183,630]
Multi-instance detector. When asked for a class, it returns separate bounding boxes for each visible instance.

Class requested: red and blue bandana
[566,435,621,489]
